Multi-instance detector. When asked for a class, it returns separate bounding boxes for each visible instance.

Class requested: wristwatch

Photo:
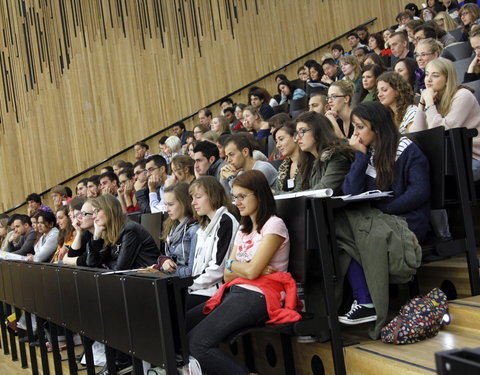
[226,258,235,273]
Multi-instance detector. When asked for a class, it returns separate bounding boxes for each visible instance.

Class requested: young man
[308,94,328,115]
[99,172,119,196]
[331,44,345,64]
[133,159,151,214]
[7,214,36,255]
[25,193,53,216]
[133,142,153,160]
[221,134,277,193]
[145,155,169,213]
[76,178,89,197]
[193,141,227,180]
[356,25,370,45]
[389,31,413,67]
[172,122,190,146]
[86,175,101,198]
[321,58,344,84]
[50,185,68,210]
[249,89,274,120]
[346,32,365,54]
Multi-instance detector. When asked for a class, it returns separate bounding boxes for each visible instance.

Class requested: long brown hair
[89,194,127,246]
[56,206,74,247]
[162,182,194,239]
[377,71,414,127]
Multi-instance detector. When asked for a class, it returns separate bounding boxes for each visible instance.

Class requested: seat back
[408,127,446,209]
[454,57,472,83]
[448,28,463,43]
[140,212,165,249]
[443,42,473,61]
[463,79,480,105]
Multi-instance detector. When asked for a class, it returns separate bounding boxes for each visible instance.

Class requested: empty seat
[442,42,473,61]
[454,57,472,83]
[289,96,309,120]
[447,28,464,43]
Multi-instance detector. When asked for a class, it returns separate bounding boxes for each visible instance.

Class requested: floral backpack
[381,288,448,344]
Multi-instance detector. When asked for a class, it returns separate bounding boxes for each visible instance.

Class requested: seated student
[187,170,296,375]
[277,80,306,105]
[7,214,36,255]
[146,154,169,212]
[459,3,480,40]
[368,33,390,66]
[325,81,355,138]
[172,121,191,146]
[308,62,325,83]
[223,107,240,131]
[414,38,443,91]
[100,166,114,175]
[193,141,227,180]
[389,31,414,68]
[117,168,140,214]
[308,93,329,115]
[211,115,231,137]
[133,141,153,161]
[112,160,132,176]
[249,89,275,120]
[412,57,480,180]
[294,112,354,194]
[50,185,68,210]
[441,0,460,21]
[377,71,417,133]
[394,57,419,92]
[133,160,151,214]
[25,193,53,216]
[50,206,75,263]
[339,102,430,326]
[99,172,119,197]
[339,55,363,95]
[85,194,160,270]
[346,32,365,54]
[359,64,385,103]
[221,134,278,192]
[363,53,388,71]
[62,198,93,267]
[464,27,480,83]
[242,105,270,141]
[354,46,370,67]
[163,136,182,164]
[25,211,59,263]
[321,58,345,85]
[86,175,101,198]
[434,11,458,33]
[273,122,305,192]
[152,183,198,276]
[165,155,196,187]
[331,44,345,65]
[187,177,239,309]
[192,124,210,141]
[76,178,89,198]
[0,216,14,252]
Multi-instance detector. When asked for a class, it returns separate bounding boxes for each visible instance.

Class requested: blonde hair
[434,11,458,32]
[425,58,458,117]
[89,195,127,246]
[330,80,355,105]
[417,38,444,56]
[212,115,231,135]
[202,130,219,143]
[340,55,361,80]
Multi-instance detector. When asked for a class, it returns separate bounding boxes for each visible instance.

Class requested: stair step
[344,330,480,375]
[448,295,480,335]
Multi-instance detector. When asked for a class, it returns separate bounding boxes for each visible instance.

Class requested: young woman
[420,7,436,21]
[273,122,306,192]
[368,33,390,67]
[340,101,430,325]
[187,177,239,309]
[277,80,306,105]
[211,115,231,137]
[308,62,324,83]
[85,194,160,270]
[51,206,75,263]
[428,0,444,13]
[377,71,416,133]
[411,57,480,180]
[363,53,388,71]
[459,3,480,40]
[441,0,460,21]
[26,211,59,262]
[165,155,196,186]
[0,217,14,252]
[243,105,270,141]
[152,182,198,277]
[295,111,354,194]
[325,80,355,138]
[359,64,384,103]
[187,170,294,375]
[193,124,210,141]
[464,28,480,83]
[394,57,418,92]
[415,38,443,91]
[340,55,362,94]
[434,11,458,32]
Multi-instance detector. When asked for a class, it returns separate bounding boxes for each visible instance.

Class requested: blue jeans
[187,286,269,375]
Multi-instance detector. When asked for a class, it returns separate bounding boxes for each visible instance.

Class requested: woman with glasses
[187,177,239,310]
[152,182,198,277]
[377,71,416,133]
[412,57,480,180]
[325,80,355,138]
[465,27,480,83]
[85,194,160,270]
[188,170,296,375]
[459,3,480,40]
[294,111,354,194]
[192,124,210,141]
[414,38,443,91]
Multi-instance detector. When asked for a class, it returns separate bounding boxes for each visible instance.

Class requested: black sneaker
[338,300,377,325]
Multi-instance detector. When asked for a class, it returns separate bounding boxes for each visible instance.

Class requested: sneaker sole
[338,315,377,325]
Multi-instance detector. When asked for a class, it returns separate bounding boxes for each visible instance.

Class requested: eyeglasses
[134,170,146,176]
[414,52,434,58]
[232,193,254,202]
[294,128,312,138]
[326,95,346,101]
[77,211,93,218]
[146,166,159,174]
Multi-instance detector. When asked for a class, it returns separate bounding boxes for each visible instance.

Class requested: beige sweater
[411,88,480,160]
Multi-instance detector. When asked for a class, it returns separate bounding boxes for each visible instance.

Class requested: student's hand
[134,179,146,192]
[26,254,34,262]
[72,217,82,232]
[321,74,333,84]
[101,185,115,196]
[58,246,68,260]
[124,180,134,195]
[162,259,177,273]
[148,175,160,192]
[164,176,176,188]
[349,134,367,154]
[467,55,480,73]
[117,184,125,196]
[9,232,19,242]
[93,222,105,240]
[325,109,338,118]
[221,164,238,180]
[261,265,278,275]
[421,88,437,107]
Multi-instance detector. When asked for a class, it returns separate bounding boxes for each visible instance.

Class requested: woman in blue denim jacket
[153,182,198,277]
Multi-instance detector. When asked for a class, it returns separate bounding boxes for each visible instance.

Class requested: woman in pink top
[187,170,290,375]
[411,57,480,181]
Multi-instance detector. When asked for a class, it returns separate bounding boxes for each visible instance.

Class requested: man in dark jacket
[7,214,36,255]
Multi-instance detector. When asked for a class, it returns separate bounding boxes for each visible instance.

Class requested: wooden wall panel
[0,0,422,212]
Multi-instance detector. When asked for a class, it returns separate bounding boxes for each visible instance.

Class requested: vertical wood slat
[0,0,416,213]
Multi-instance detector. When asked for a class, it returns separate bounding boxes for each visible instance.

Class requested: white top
[399,104,417,134]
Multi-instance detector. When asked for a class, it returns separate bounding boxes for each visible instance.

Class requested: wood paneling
[0,0,422,212]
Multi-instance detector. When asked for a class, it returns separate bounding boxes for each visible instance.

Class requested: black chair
[273,102,288,114]
[140,212,165,249]
[463,79,480,105]
[408,127,479,295]
[454,57,472,83]
[289,96,309,120]
[442,42,473,62]
[447,28,464,43]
